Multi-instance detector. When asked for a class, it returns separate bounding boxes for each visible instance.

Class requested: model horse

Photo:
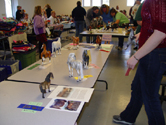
[41,43,51,64]
[67,53,84,82]
[125,28,137,50]
[82,50,89,68]
[52,37,61,57]
[72,36,79,49]
[96,36,102,48]
[39,72,54,98]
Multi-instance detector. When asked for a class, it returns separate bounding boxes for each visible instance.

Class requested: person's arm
[128,30,166,69]
[137,21,142,26]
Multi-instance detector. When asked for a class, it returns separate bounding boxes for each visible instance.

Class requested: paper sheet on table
[74,75,93,80]
[48,86,94,102]
[45,98,84,113]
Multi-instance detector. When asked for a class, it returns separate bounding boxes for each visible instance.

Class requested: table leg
[97,80,108,90]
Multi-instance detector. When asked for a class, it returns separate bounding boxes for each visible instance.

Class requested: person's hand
[127,55,138,69]
[135,32,140,43]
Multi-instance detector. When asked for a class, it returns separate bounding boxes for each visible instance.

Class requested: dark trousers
[118,26,126,48]
[120,48,166,125]
[118,36,124,48]
[75,21,84,42]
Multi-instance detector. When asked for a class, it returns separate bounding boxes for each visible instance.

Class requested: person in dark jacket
[16,6,24,21]
[72,1,86,42]
[43,4,52,18]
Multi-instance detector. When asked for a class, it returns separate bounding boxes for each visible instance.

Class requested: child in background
[33,6,47,58]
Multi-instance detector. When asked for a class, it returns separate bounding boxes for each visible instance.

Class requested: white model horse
[125,28,137,50]
[52,37,61,57]
[67,53,84,82]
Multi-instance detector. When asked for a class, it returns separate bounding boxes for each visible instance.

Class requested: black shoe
[113,115,134,125]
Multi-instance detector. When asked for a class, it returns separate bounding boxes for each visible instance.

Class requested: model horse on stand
[71,36,79,50]
[82,50,89,69]
[125,27,137,50]
[96,36,102,48]
[41,43,51,65]
[52,37,61,57]
[39,72,54,98]
[67,53,84,82]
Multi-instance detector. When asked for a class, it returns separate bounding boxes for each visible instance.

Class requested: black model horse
[82,50,89,69]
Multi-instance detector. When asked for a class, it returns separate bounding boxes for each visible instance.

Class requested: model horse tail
[39,83,46,93]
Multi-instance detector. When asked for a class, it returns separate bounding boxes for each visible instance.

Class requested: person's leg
[140,49,165,125]
[79,21,84,42]
[118,64,143,123]
[39,41,43,59]
[118,36,124,49]
[75,21,79,37]
[86,26,90,43]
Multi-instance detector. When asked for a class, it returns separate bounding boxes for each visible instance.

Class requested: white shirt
[48,16,58,24]
[131,4,141,19]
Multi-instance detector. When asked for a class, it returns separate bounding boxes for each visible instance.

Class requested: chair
[160,75,166,104]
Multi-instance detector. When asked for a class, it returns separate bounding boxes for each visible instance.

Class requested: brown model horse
[41,43,51,63]
[96,36,102,47]
[72,36,79,46]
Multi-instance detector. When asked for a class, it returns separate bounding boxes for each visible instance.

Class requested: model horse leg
[76,69,80,82]
[71,68,73,77]
[68,64,71,77]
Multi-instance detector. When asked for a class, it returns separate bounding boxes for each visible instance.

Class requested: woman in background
[110,8,129,50]
[100,4,113,26]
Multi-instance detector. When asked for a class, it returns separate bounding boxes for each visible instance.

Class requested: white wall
[18,0,46,19]
[0,0,132,19]
[0,0,6,18]
[46,0,132,16]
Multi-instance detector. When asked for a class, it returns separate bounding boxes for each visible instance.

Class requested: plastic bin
[0,67,8,82]
[13,49,36,69]
[0,60,22,76]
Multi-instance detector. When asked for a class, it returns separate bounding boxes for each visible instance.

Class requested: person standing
[110,8,129,50]
[131,0,141,26]
[33,6,47,58]
[113,0,166,124]
[16,6,24,21]
[43,4,52,18]
[100,4,113,26]
[85,6,100,43]
[72,1,86,42]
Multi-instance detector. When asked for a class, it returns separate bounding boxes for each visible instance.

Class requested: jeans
[120,48,166,125]
[118,36,124,48]
[118,26,125,48]
[75,21,84,42]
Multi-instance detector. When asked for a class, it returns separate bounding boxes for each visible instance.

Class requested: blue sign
[17,104,44,111]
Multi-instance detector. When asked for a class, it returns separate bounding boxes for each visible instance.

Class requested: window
[127,0,134,6]
[127,0,145,6]
[4,0,13,17]
[83,0,109,7]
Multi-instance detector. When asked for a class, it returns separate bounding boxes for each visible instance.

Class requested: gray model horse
[67,53,84,82]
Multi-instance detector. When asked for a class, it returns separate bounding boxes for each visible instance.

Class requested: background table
[0,81,81,125]
[80,28,128,37]
[8,44,113,88]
